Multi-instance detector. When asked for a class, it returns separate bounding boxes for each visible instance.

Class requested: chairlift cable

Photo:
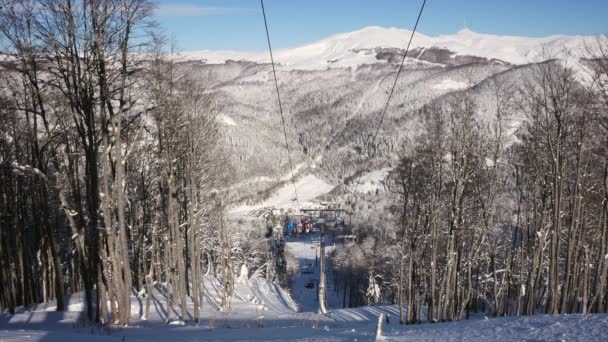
[352,0,427,196]
[260,0,300,208]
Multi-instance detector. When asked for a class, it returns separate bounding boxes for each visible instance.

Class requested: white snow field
[3,307,608,341]
[229,174,335,217]
[218,114,237,126]
[351,168,391,194]
[183,26,595,70]
[3,231,608,341]
[431,79,469,91]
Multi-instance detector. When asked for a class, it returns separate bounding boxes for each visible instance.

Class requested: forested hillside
[1,1,608,341]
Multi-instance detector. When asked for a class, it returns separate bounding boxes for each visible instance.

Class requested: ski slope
[229,174,335,217]
[285,232,343,313]
[2,236,607,342]
[3,293,608,341]
[351,168,391,193]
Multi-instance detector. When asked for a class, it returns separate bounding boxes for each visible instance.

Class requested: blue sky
[155,0,608,51]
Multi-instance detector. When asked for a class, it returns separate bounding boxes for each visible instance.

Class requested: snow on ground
[3,298,608,341]
[218,114,237,126]
[285,233,341,313]
[381,313,608,341]
[229,174,335,217]
[0,276,299,325]
[227,176,274,192]
[238,71,271,84]
[286,235,322,313]
[0,276,313,342]
[182,26,595,70]
[279,163,306,182]
[431,79,469,91]
[3,230,608,341]
[351,168,391,193]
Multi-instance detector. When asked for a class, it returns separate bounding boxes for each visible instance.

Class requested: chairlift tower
[301,207,350,314]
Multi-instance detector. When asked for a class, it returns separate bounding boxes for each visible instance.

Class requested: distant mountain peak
[456,27,476,35]
[183,26,595,70]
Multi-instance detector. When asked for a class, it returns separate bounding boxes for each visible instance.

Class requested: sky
[154,0,608,51]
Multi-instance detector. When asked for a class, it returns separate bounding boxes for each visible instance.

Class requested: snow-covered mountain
[183,26,595,70]
[177,27,597,210]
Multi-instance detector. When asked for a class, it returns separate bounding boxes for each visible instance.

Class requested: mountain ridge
[181,26,596,70]
[175,27,598,209]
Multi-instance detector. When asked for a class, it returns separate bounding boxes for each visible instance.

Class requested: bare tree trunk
[113,115,133,324]
[319,222,327,314]
[144,218,159,320]
[188,154,200,324]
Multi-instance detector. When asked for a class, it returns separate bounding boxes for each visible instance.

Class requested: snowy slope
[3,300,608,341]
[2,232,608,341]
[182,26,595,70]
[0,276,299,324]
[188,27,594,214]
[351,168,391,193]
[229,174,335,217]
[285,233,343,314]
[0,276,306,341]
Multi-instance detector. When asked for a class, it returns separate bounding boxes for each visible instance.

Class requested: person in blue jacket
[287,220,295,235]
